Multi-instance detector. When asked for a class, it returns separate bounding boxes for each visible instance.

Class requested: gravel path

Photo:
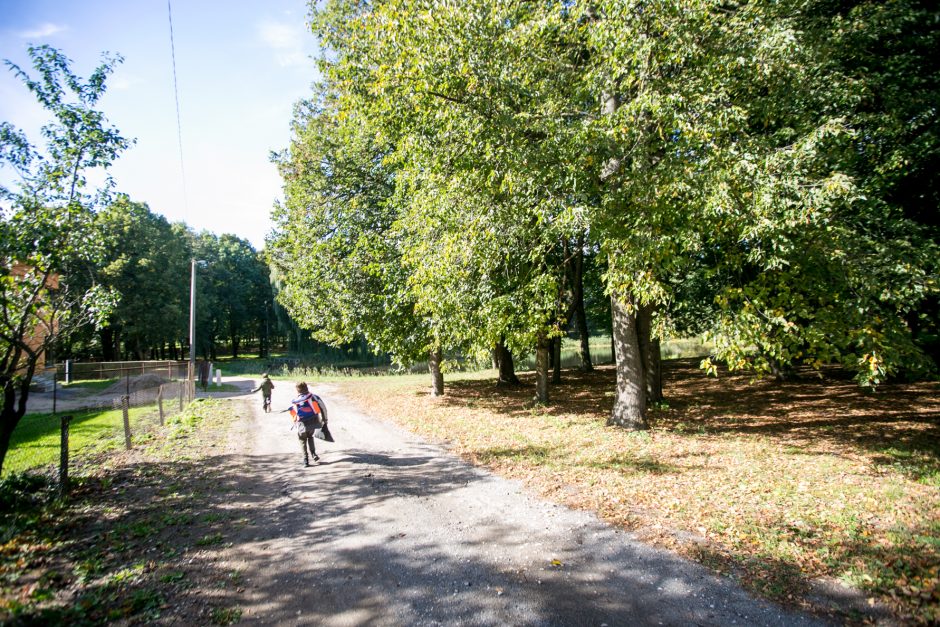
[212,380,828,626]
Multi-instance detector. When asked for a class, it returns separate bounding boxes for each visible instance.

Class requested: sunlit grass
[201,383,241,393]
[59,378,119,393]
[3,407,155,476]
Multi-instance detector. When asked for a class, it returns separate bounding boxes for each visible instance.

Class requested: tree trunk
[552,336,562,384]
[0,411,14,475]
[100,327,116,361]
[569,235,593,372]
[649,337,663,403]
[535,335,550,404]
[0,382,18,475]
[609,294,648,429]
[636,304,663,404]
[496,338,520,386]
[262,307,270,359]
[490,348,499,370]
[429,346,444,397]
[766,354,793,382]
[231,335,240,359]
[575,293,593,372]
[0,365,34,475]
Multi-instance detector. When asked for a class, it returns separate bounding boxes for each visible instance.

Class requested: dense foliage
[81,203,274,362]
[272,0,937,424]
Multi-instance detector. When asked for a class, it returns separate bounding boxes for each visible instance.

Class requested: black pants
[298,427,318,462]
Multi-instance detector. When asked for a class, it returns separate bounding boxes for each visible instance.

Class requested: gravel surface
[212,380,828,626]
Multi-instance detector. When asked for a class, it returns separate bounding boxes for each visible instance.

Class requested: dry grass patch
[334,360,940,624]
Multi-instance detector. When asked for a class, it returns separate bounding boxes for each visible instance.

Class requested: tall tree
[95,197,190,360]
[0,46,128,472]
[309,0,599,403]
[269,90,438,389]
[212,235,269,359]
[188,232,269,361]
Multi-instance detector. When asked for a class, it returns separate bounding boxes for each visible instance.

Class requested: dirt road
[213,381,826,626]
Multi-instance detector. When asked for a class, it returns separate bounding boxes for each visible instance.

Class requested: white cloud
[257,19,310,68]
[18,23,67,39]
[259,20,299,49]
[109,74,143,92]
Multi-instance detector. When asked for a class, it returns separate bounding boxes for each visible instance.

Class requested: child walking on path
[289,382,328,467]
[251,374,275,411]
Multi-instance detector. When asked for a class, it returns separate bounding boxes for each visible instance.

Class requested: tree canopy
[271,0,937,422]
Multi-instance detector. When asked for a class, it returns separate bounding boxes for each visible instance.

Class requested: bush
[0,472,51,514]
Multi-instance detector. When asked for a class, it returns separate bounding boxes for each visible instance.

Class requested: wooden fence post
[122,395,132,449]
[59,415,72,499]
[179,381,184,412]
[158,386,165,425]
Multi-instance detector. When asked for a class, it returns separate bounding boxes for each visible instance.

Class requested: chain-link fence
[54,360,189,384]
[3,371,198,494]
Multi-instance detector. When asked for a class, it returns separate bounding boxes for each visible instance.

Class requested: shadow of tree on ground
[435,359,939,479]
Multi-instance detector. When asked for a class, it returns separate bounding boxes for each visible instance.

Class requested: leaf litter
[336,359,939,625]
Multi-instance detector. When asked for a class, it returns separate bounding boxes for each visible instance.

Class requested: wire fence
[54,360,189,384]
[3,372,198,495]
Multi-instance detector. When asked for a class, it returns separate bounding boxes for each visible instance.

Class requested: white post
[215,369,222,385]
[65,359,71,385]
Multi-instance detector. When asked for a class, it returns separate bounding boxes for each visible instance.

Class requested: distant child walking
[251,373,275,412]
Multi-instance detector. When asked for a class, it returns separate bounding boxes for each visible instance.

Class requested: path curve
[213,379,827,626]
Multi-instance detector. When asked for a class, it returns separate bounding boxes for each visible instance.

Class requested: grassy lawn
[201,383,242,394]
[332,360,940,624]
[2,406,158,477]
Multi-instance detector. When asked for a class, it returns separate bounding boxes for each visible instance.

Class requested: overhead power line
[167,0,189,220]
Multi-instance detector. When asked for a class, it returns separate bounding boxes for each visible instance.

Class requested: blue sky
[0,0,320,249]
